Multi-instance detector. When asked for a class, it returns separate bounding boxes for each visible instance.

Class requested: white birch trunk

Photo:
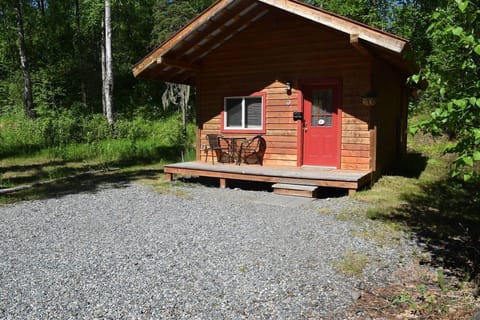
[101,20,106,115]
[104,0,114,125]
[13,0,35,119]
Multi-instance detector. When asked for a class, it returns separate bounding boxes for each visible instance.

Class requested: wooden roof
[133,0,411,84]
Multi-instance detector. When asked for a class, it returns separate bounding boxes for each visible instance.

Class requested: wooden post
[348,189,357,196]
[219,178,227,188]
[165,173,173,182]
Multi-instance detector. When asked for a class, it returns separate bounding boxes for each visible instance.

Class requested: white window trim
[223,95,264,130]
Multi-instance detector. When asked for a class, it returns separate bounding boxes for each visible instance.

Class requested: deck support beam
[219,178,227,188]
[165,172,173,182]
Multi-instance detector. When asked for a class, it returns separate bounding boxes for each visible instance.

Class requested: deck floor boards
[164,161,372,193]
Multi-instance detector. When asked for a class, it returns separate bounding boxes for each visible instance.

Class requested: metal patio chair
[239,135,266,165]
[205,134,234,164]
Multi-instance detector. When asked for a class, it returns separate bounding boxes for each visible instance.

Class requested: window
[311,89,333,127]
[223,95,265,132]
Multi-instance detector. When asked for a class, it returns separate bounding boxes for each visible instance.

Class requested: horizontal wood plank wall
[341,73,371,170]
[197,6,372,168]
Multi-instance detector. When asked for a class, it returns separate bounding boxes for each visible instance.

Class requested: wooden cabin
[133,0,414,196]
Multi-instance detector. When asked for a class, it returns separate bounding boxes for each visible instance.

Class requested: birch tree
[13,0,35,118]
[103,0,114,126]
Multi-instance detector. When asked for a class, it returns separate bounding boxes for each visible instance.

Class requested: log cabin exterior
[133,0,414,195]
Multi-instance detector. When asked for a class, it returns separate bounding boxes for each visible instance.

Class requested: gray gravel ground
[0,182,419,319]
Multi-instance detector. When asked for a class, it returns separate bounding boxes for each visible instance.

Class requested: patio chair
[239,135,266,165]
[205,134,234,164]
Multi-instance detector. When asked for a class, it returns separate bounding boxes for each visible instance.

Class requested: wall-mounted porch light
[285,81,292,95]
[361,90,377,107]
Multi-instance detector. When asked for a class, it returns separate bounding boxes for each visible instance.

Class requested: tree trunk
[74,0,87,109]
[103,0,114,126]
[13,0,35,119]
[101,20,106,115]
[37,0,45,15]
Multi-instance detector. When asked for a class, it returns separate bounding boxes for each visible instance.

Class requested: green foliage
[303,0,390,29]
[151,0,215,45]
[437,269,447,292]
[413,0,480,181]
[0,0,165,116]
[0,111,193,165]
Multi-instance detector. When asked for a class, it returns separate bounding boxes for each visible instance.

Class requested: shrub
[0,110,194,164]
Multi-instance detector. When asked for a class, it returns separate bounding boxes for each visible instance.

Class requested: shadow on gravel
[178,177,348,199]
[370,178,480,292]
[0,167,164,204]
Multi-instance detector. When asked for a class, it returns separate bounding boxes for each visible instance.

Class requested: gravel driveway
[0,182,418,319]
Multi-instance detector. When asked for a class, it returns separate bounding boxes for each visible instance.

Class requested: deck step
[272,183,318,198]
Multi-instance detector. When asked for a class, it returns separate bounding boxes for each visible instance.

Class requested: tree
[413,0,480,181]
[13,0,35,118]
[162,82,190,130]
[302,0,390,29]
[388,0,449,65]
[151,0,215,127]
[103,0,114,126]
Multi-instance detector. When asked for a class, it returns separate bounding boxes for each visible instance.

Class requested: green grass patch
[351,221,403,246]
[135,172,192,199]
[333,250,368,277]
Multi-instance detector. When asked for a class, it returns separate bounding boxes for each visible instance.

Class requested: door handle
[303,121,308,132]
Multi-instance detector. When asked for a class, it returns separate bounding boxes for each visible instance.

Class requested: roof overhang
[133,0,412,84]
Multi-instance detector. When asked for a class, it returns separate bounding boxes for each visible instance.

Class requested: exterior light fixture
[361,90,377,107]
[285,81,292,95]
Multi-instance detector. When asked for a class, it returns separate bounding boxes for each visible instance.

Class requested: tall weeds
[0,110,194,164]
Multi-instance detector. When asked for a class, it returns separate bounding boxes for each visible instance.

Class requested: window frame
[221,92,266,134]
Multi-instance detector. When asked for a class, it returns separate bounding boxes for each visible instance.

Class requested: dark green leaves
[414,1,480,181]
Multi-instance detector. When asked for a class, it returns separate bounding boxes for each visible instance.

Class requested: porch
[164,161,372,196]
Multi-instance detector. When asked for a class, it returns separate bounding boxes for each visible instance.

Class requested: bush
[0,110,195,164]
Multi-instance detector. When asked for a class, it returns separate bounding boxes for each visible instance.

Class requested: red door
[302,83,341,167]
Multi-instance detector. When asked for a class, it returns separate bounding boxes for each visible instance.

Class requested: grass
[0,158,162,205]
[333,250,368,277]
[134,172,193,199]
[0,146,194,205]
[0,112,197,204]
[350,221,403,246]
[349,131,480,319]
[354,132,480,279]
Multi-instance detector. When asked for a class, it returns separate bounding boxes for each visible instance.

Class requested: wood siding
[196,7,374,168]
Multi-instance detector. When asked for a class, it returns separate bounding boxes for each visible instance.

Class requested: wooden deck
[164,161,372,196]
